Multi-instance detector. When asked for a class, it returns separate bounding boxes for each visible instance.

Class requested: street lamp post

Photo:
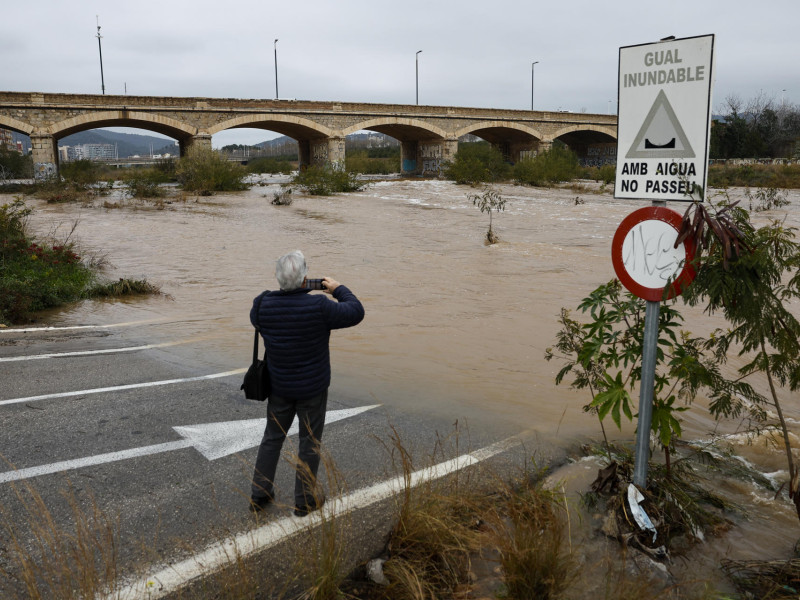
[96,16,106,95]
[416,50,422,105]
[274,39,279,99]
[531,61,539,111]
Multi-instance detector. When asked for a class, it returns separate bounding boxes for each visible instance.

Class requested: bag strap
[252,329,260,362]
[254,293,270,360]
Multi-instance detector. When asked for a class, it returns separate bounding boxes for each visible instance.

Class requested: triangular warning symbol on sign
[626,90,695,159]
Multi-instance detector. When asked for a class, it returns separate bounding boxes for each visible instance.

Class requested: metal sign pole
[614,34,714,490]
[633,298,659,488]
[632,197,666,488]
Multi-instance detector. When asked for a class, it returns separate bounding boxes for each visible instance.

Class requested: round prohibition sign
[611,206,697,301]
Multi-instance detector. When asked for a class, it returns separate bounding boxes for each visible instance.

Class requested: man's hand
[322,277,340,294]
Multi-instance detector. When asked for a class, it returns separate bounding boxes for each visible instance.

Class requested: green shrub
[291,165,367,196]
[33,160,115,203]
[746,186,790,211]
[445,142,510,185]
[598,164,616,184]
[0,198,94,323]
[0,198,161,324]
[121,168,169,198]
[345,150,400,174]
[0,148,33,179]
[513,145,580,186]
[176,146,248,194]
[247,157,295,175]
[708,163,800,189]
[153,158,178,179]
[60,160,101,187]
[32,180,86,203]
[86,278,160,297]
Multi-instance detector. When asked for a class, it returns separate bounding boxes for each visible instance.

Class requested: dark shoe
[294,494,325,517]
[249,495,273,513]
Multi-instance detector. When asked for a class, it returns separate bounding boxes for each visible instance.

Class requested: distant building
[0,127,15,151]
[61,143,118,161]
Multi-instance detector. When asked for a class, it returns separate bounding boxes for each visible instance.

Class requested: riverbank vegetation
[711,94,800,160]
[0,198,160,325]
[290,165,367,196]
[175,146,247,195]
[445,142,600,188]
[445,142,510,184]
[0,148,33,180]
[247,156,296,175]
[708,162,800,189]
[345,148,400,175]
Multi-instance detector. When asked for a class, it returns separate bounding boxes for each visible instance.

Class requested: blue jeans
[251,390,327,509]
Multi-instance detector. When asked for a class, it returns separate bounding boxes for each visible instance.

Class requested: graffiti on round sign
[621,220,686,288]
[611,206,697,302]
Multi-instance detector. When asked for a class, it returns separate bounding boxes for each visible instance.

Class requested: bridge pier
[31,134,59,180]
[400,141,417,174]
[510,141,542,163]
[310,137,346,170]
[179,134,212,156]
[401,139,457,176]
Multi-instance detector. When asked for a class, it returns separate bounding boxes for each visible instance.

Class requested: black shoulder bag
[241,329,271,401]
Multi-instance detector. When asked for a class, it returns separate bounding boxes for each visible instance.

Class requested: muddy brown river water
[9,178,800,565]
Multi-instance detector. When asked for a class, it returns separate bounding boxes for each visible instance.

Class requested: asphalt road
[0,320,559,598]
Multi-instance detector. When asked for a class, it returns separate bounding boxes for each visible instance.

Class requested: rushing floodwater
[9,178,800,561]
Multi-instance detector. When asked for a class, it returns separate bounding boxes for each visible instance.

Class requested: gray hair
[275,250,308,291]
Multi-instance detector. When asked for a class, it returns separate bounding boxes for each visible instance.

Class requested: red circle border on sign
[611,206,697,301]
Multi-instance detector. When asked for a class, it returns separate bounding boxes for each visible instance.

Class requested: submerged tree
[678,193,800,519]
[469,186,506,244]
[548,189,800,520]
[545,279,757,471]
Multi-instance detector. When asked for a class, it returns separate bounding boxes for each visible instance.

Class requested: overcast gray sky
[5,0,799,147]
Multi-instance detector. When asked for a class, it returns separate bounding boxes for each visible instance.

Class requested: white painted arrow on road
[0,405,379,484]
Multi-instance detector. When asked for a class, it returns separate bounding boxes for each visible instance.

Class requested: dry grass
[372,426,484,600]
[0,481,119,599]
[0,429,740,600]
[291,446,350,600]
[485,475,574,600]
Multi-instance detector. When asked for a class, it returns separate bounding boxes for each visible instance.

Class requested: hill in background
[11,129,400,158]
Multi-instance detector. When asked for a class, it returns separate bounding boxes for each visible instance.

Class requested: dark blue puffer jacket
[249,285,364,400]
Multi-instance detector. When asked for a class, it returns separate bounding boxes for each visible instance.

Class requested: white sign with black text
[615,35,715,202]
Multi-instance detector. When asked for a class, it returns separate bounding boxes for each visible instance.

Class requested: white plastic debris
[627,483,658,543]
[366,558,389,586]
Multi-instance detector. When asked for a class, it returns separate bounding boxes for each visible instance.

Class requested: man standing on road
[249,250,364,517]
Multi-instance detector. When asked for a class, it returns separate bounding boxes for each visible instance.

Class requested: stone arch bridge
[0,91,617,179]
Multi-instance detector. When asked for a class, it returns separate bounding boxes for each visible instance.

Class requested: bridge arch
[547,124,618,166]
[341,118,451,176]
[546,124,617,143]
[341,118,447,141]
[208,115,335,140]
[455,121,545,163]
[48,111,197,141]
[209,116,341,168]
[0,115,34,136]
[454,121,544,142]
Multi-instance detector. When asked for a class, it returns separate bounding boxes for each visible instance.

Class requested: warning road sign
[627,90,694,159]
[611,206,697,301]
[615,35,715,202]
